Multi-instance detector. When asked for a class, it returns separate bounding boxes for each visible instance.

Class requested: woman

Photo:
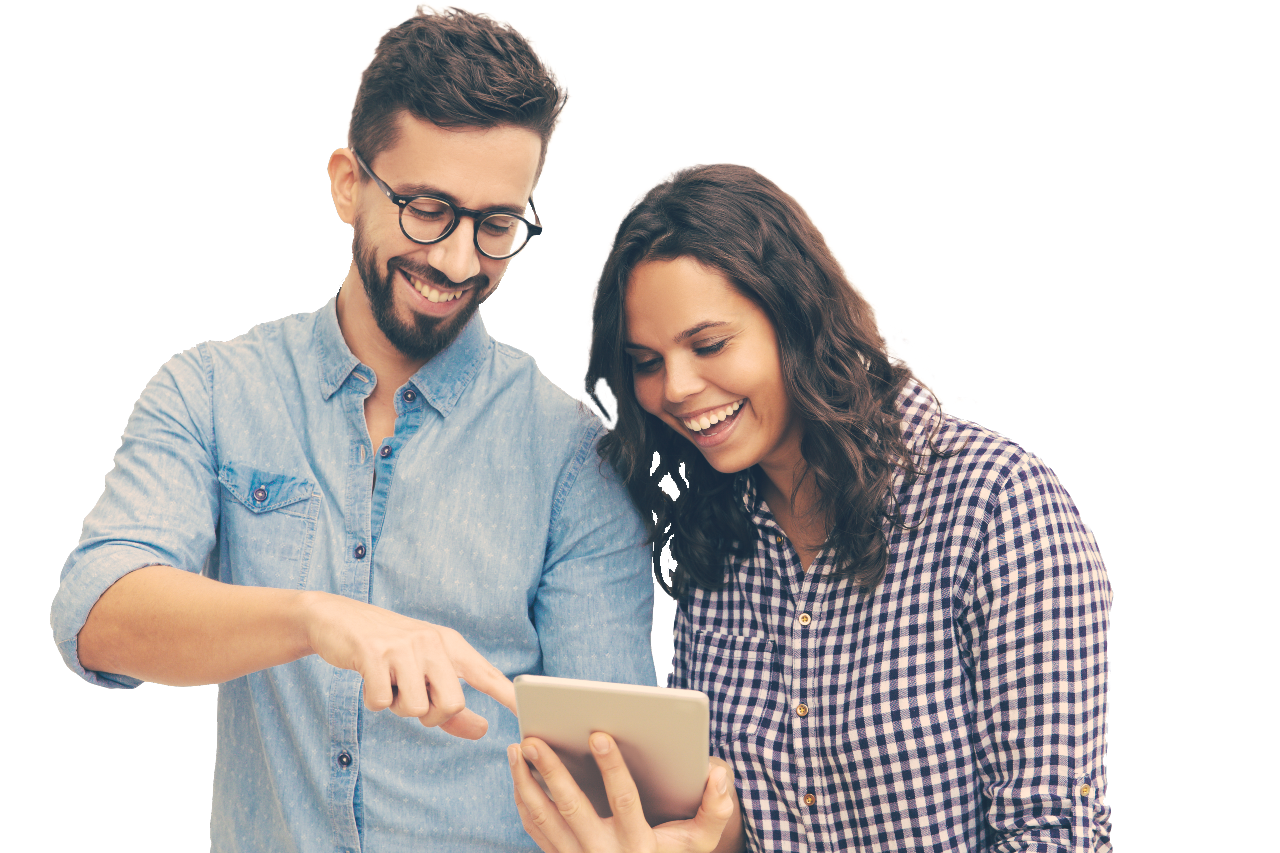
[509,164,1112,852]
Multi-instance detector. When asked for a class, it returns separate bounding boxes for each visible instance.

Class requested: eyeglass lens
[402,198,531,258]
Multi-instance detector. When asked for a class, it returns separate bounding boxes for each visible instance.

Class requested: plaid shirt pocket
[684,630,781,747]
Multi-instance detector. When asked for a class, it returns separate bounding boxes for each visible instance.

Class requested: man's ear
[328,148,359,225]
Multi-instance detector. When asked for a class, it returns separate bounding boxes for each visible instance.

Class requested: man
[50,9,655,851]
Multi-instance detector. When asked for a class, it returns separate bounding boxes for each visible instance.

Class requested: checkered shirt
[669,381,1112,852]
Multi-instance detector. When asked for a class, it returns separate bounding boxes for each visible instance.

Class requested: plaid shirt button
[803,793,816,806]
[796,703,809,717]
[798,612,811,626]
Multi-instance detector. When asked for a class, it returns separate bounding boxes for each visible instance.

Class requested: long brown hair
[587,164,924,596]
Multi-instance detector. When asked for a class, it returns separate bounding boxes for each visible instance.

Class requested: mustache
[389,258,489,292]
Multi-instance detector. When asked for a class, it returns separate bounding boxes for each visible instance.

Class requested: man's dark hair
[587,164,932,597]
[349,7,567,174]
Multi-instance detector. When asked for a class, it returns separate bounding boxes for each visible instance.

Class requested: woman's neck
[757,460,827,572]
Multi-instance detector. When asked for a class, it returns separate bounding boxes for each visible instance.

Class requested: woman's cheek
[633,374,662,420]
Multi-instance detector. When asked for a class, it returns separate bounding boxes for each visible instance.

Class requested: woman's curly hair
[587,164,927,597]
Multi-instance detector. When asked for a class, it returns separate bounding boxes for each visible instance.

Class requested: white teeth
[682,399,743,432]
[406,272,464,303]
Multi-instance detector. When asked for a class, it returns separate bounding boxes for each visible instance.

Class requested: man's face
[351,114,542,361]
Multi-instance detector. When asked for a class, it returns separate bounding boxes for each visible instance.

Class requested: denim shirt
[51,299,656,852]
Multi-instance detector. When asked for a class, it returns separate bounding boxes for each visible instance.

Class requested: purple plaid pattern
[670,382,1112,852]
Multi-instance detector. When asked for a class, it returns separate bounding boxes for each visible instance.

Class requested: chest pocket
[218,463,318,587]
[685,630,780,748]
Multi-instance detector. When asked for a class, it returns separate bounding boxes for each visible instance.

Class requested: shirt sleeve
[963,453,1113,852]
[532,421,657,687]
[50,345,221,688]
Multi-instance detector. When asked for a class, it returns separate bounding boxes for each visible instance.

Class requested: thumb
[678,763,734,848]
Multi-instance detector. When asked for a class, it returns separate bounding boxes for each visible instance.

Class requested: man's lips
[397,267,471,304]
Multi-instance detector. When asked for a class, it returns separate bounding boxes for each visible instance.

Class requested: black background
[49,0,1121,835]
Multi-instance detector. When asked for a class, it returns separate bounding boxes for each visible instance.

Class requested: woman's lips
[683,399,746,448]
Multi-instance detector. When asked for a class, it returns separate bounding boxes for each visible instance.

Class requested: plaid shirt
[670,381,1112,852]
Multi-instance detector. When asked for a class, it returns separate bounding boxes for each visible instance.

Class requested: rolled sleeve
[534,421,656,686]
[967,454,1113,851]
[51,345,221,687]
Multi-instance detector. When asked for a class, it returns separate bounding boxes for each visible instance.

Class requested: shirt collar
[404,309,492,417]
[315,298,362,400]
[313,297,493,414]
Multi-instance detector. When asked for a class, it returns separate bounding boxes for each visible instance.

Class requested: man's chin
[380,295,479,362]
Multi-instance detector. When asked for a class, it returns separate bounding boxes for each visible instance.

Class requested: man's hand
[299,591,516,739]
[78,566,515,740]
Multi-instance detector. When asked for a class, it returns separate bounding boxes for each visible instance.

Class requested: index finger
[444,632,517,715]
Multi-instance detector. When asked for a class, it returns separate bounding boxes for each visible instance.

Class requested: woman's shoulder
[895,379,1050,503]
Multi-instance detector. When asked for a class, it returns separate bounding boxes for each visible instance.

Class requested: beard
[353,221,489,362]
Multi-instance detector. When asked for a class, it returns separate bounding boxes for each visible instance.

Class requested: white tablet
[514,674,709,825]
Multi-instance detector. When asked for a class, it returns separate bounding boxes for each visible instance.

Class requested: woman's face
[624,256,802,478]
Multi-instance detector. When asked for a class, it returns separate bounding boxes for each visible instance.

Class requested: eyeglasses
[353,150,543,260]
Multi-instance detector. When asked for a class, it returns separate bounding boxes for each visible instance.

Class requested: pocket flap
[219,463,314,513]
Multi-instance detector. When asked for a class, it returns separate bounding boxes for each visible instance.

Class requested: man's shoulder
[485,339,604,434]
[200,306,322,360]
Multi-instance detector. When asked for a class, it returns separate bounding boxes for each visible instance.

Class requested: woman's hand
[509,733,744,853]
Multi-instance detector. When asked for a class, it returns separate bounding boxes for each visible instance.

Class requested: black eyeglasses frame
[352,150,543,260]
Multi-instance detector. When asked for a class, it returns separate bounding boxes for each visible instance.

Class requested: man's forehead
[372,113,542,208]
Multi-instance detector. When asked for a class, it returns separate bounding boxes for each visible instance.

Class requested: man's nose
[428,218,482,284]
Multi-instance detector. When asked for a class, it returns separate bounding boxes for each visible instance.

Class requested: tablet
[514,674,709,825]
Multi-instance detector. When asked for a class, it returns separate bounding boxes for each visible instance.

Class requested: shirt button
[1080,784,1091,796]
[803,793,816,806]
[379,445,392,458]
[337,751,352,768]
[796,703,809,717]
[775,534,784,546]
[354,544,366,559]
[798,613,812,626]
[402,389,417,403]
[252,487,267,502]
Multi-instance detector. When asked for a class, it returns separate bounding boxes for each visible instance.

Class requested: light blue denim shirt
[51,299,656,852]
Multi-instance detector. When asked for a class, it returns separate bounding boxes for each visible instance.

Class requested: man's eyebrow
[624,321,728,351]
[391,182,525,214]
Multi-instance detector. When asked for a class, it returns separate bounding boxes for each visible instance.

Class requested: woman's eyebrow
[624,321,729,351]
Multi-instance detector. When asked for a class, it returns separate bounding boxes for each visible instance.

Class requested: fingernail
[590,733,610,755]
[717,768,728,795]
[507,745,518,767]
[522,743,539,761]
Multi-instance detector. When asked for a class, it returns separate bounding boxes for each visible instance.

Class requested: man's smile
[399,268,470,304]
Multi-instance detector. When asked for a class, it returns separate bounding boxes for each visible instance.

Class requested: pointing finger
[450,639,517,715]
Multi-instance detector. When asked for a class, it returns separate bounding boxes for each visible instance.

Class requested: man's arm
[534,421,657,685]
[79,564,515,738]
[55,347,514,737]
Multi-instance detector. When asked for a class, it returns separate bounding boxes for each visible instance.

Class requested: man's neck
[335,263,428,394]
